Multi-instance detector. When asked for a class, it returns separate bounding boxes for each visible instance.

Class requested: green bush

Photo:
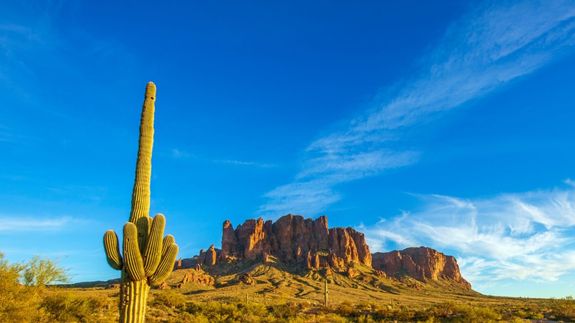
[22,256,68,287]
[40,292,113,322]
[184,301,273,322]
[0,253,39,322]
[152,290,188,309]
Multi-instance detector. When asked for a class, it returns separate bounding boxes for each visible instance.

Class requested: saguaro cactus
[103,82,179,323]
[324,278,329,307]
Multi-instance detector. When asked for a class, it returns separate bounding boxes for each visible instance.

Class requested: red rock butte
[184,214,471,289]
[197,214,371,270]
[372,247,471,289]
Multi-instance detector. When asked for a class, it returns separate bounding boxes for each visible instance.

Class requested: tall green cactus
[103,82,179,323]
[324,278,328,307]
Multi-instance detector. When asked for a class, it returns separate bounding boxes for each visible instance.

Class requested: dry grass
[3,261,573,322]
[50,263,575,322]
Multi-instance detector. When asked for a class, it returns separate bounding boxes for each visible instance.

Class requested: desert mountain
[175,214,471,290]
[372,247,471,289]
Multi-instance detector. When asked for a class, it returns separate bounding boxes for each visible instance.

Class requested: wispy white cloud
[171,147,276,168]
[361,184,575,287]
[260,179,341,216]
[259,0,575,217]
[171,148,192,159]
[0,216,82,232]
[259,151,416,216]
[215,159,277,169]
[564,178,575,188]
[1,247,99,258]
[296,150,417,181]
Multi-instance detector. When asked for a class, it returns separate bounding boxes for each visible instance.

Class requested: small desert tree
[22,256,69,287]
[0,253,37,321]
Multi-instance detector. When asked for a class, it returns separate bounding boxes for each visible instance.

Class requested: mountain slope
[168,214,473,304]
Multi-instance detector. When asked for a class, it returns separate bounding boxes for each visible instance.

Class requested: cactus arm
[161,234,175,255]
[129,82,156,224]
[149,243,179,286]
[123,222,146,281]
[103,230,123,270]
[143,214,165,275]
[135,216,152,251]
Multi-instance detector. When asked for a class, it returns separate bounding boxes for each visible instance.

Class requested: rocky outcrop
[328,227,372,267]
[372,247,471,289]
[178,268,215,287]
[176,215,471,290]
[237,273,255,285]
[221,220,237,259]
[235,218,269,260]
[212,214,371,270]
[197,245,220,266]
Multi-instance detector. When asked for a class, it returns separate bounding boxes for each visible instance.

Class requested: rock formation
[211,214,371,270]
[179,268,215,287]
[221,220,237,259]
[177,215,471,290]
[236,273,255,285]
[197,245,219,266]
[372,247,470,289]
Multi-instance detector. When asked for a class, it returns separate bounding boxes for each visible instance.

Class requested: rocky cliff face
[181,215,470,290]
[372,247,470,289]
[218,214,371,270]
[196,244,219,266]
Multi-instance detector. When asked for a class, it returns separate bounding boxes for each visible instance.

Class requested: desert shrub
[22,256,68,287]
[544,298,575,321]
[267,302,304,320]
[152,290,188,309]
[371,304,419,321]
[316,313,348,322]
[335,301,355,317]
[40,292,113,322]
[239,303,270,319]
[355,314,376,323]
[459,305,500,322]
[331,301,506,322]
[185,301,273,322]
[426,303,500,322]
[180,312,210,322]
[0,253,41,323]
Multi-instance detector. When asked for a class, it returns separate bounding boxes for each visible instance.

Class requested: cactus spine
[103,82,178,323]
[324,278,328,307]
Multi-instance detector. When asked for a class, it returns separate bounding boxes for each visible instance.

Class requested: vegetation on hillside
[2,252,574,322]
[0,252,111,322]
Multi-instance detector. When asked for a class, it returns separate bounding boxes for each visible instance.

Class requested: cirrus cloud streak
[361,183,575,289]
[259,0,575,217]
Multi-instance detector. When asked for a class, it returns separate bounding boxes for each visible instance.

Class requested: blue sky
[1,0,575,298]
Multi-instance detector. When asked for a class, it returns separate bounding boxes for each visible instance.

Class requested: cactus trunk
[129,82,155,224]
[122,82,155,322]
[120,277,150,323]
[104,82,179,323]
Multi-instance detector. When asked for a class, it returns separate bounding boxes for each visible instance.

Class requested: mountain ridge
[176,214,471,290]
